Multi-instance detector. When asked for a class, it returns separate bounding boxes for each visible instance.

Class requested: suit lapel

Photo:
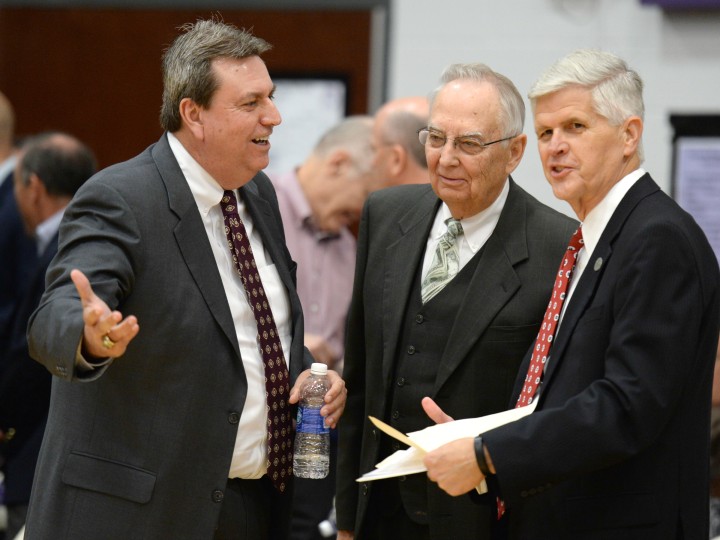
[381,187,439,388]
[239,178,295,298]
[152,135,239,356]
[541,174,660,389]
[434,179,526,393]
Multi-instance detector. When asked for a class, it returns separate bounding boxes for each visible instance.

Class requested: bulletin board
[671,114,720,261]
[264,76,348,178]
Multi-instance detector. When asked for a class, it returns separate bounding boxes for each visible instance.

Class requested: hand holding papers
[357,400,537,493]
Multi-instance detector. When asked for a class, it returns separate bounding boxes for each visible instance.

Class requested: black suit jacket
[484,174,720,539]
[336,179,577,538]
[0,171,38,359]
[0,234,55,505]
[24,135,312,539]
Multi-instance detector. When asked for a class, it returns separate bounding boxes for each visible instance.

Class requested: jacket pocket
[62,451,156,504]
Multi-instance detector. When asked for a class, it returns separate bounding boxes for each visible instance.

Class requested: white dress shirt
[562,168,646,316]
[0,155,17,186]
[168,133,292,479]
[421,178,509,280]
[35,208,65,255]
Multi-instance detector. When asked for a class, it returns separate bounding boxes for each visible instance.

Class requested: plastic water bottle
[293,362,330,478]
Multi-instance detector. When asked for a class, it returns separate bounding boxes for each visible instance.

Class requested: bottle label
[296,407,330,435]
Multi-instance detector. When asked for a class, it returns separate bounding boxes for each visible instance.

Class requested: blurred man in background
[370,96,430,190]
[0,131,96,539]
[270,115,374,540]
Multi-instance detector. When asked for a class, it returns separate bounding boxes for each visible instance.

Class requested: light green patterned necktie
[421,217,464,304]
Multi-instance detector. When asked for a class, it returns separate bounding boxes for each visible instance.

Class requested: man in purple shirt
[270,115,374,372]
[270,115,374,540]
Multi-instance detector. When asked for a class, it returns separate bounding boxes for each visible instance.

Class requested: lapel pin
[594,257,603,271]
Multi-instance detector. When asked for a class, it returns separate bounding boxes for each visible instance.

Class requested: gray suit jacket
[336,179,577,538]
[24,134,311,539]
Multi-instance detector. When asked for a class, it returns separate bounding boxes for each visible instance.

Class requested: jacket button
[228,412,240,424]
[415,314,424,324]
[407,345,416,355]
[212,489,224,503]
[362,484,369,495]
[391,410,400,420]
[397,377,406,387]
[520,490,529,498]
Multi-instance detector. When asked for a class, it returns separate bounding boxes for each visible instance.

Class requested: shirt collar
[0,155,17,188]
[580,168,646,258]
[275,169,314,227]
[35,207,65,255]
[167,132,226,214]
[434,177,510,254]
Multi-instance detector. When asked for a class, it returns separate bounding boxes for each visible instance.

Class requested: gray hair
[529,49,644,160]
[314,115,374,176]
[160,19,272,132]
[430,63,525,140]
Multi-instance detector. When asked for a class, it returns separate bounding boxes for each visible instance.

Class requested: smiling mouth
[252,137,270,145]
[439,175,464,184]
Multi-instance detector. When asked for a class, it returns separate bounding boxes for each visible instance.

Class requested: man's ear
[505,133,527,175]
[178,98,205,140]
[386,144,407,178]
[327,149,352,178]
[622,116,643,157]
[28,173,47,201]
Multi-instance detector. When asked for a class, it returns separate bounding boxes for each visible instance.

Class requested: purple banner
[641,0,720,8]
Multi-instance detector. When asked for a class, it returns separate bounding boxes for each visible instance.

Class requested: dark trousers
[214,476,292,540]
[361,477,429,540]
[363,503,429,540]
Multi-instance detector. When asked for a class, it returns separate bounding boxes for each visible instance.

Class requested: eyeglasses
[417,128,517,156]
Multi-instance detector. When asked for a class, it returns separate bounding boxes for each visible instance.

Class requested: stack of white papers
[357,402,537,493]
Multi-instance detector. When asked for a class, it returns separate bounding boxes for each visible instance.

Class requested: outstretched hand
[71,269,139,359]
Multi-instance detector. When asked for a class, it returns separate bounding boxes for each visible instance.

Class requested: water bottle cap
[310,362,328,375]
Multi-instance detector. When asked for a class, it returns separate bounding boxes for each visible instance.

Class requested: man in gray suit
[335,63,577,540]
[24,20,346,540]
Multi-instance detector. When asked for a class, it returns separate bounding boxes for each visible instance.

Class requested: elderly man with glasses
[335,63,577,540]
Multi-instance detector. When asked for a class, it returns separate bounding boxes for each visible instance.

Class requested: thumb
[421,396,454,424]
[71,269,97,306]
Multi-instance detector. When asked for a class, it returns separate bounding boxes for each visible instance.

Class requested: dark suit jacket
[0,235,55,505]
[24,134,312,539]
[0,170,38,359]
[336,179,577,538]
[483,174,720,540]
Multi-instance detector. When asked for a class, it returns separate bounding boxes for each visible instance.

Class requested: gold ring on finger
[102,334,116,350]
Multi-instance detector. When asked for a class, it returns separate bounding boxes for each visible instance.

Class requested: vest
[385,247,484,524]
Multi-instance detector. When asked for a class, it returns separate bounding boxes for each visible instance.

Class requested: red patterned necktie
[220,190,293,492]
[516,227,584,407]
[494,228,583,520]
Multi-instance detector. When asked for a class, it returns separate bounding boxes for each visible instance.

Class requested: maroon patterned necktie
[220,190,293,492]
[493,227,584,520]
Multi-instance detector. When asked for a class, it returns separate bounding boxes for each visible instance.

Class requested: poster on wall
[264,77,347,179]
[674,136,720,262]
